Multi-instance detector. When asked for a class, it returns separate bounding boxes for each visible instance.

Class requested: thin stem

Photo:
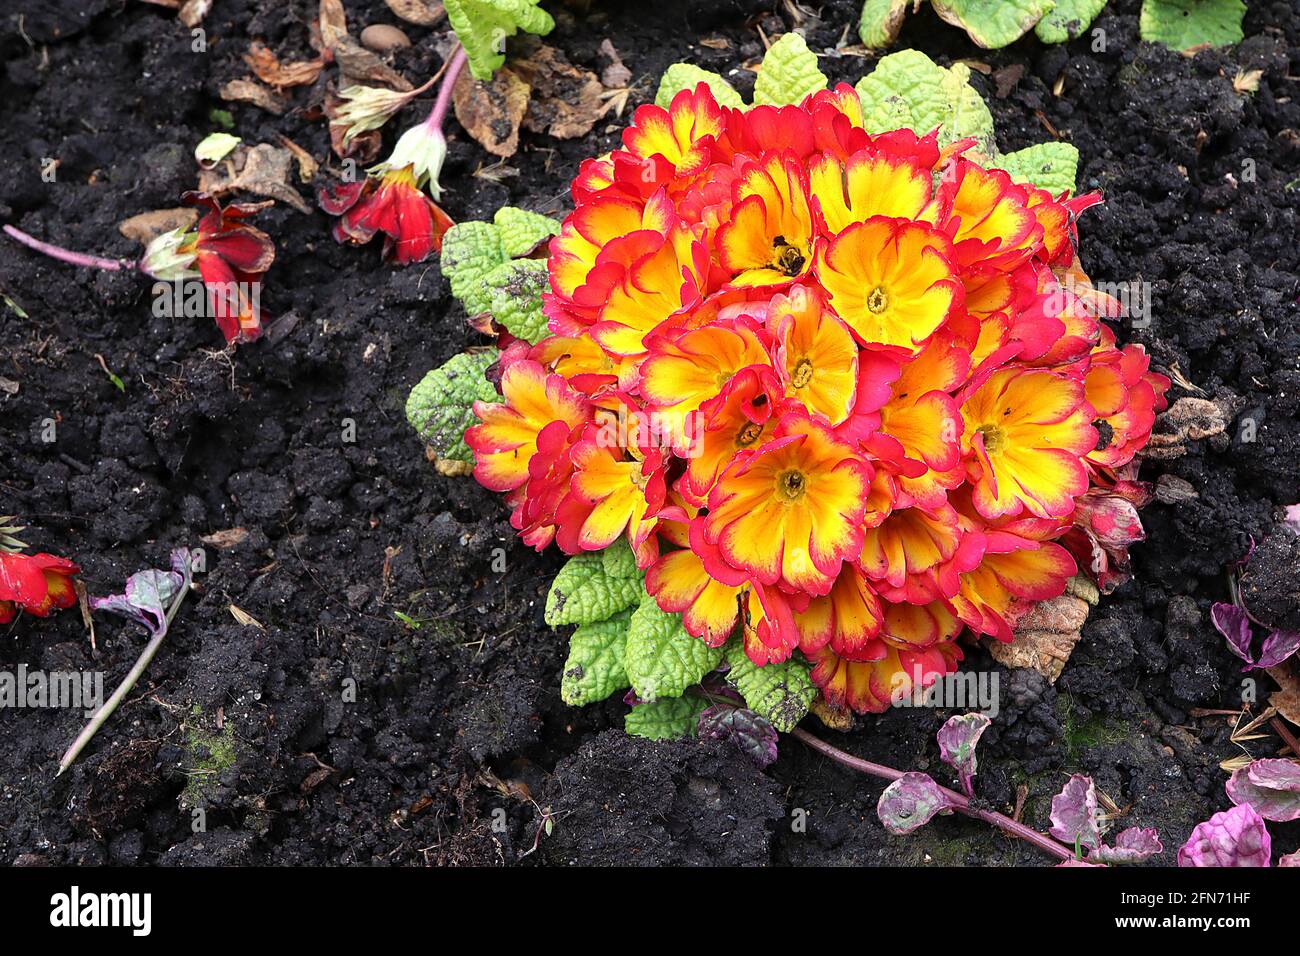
[57,579,192,776]
[424,44,468,134]
[1271,716,1300,758]
[791,727,1074,862]
[4,224,139,272]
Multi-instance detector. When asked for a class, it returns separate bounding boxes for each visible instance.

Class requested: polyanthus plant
[408,46,1169,742]
[858,0,1246,52]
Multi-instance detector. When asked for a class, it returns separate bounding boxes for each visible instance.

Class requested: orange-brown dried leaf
[452,66,531,158]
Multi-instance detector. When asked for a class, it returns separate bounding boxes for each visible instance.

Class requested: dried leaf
[199,144,311,213]
[385,0,446,26]
[276,135,320,182]
[245,41,325,88]
[334,37,413,90]
[452,66,531,158]
[200,527,250,549]
[513,45,606,140]
[319,0,349,49]
[118,207,198,245]
[219,79,289,115]
[178,0,211,28]
[598,38,631,89]
[986,586,1092,682]
[1232,68,1263,93]
[1268,662,1300,727]
[228,604,265,629]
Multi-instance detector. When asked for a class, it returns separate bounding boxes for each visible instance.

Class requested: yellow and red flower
[0,552,80,623]
[464,82,1169,715]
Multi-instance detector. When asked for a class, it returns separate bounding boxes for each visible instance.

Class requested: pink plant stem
[3,224,138,272]
[791,727,1074,862]
[424,44,468,134]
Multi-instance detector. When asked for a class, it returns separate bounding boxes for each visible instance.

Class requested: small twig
[792,727,1074,862]
[1271,716,1300,758]
[57,577,192,776]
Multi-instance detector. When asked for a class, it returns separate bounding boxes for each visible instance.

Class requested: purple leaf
[1225,758,1300,823]
[1092,827,1164,864]
[937,712,991,798]
[1282,504,1300,534]
[1279,850,1300,868]
[877,772,951,835]
[91,567,184,636]
[1257,629,1300,669]
[1177,803,1271,867]
[1049,774,1101,850]
[697,705,778,769]
[1210,602,1253,666]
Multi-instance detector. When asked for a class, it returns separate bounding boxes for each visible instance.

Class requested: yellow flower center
[867,286,889,314]
[790,358,814,389]
[771,235,806,277]
[775,469,808,502]
[976,423,1007,454]
[735,421,764,447]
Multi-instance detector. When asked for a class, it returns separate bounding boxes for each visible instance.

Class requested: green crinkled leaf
[441,220,508,316]
[931,0,1056,49]
[484,258,550,344]
[655,63,745,109]
[600,538,641,580]
[1035,0,1108,43]
[444,0,556,82]
[561,609,632,706]
[545,550,644,627]
[855,50,997,155]
[996,141,1079,195]
[858,0,911,49]
[1139,0,1244,52]
[752,32,827,107]
[623,596,724,702]
[723,643,816,733]
[492,206,560,257]
[405,350,500,463]
[625,696,707,741]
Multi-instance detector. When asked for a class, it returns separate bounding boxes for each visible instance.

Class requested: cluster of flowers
[467,84,1170,713]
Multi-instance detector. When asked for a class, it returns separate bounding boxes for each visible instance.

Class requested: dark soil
[1,0,1298,866]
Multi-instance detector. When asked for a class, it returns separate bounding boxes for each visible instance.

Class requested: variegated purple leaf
[877,772,951,835]
[1049,774,1101,850]
[1210,602,1253,666]
[91,566,184,636]
[1279,850,1300,867]
[1225,758,1300,822]
[1257,629,1300,668]
[937,712,991,798]
[697,705,778,769]
[1177,803,1271,867]
[1091,827,1163,864]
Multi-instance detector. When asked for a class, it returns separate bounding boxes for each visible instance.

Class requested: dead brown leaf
[513,45,606,140]
[598,38,632,89]
[219,78,289,115]
[385,0,445,27]
[199,144,311,213]
[276,135,320,182]
[334,37,413,90]
[118,207,198,245]
[229,604,265,629]
[319,0,349,49]
[810,697,853,732]
[1141,393,1245,460]
[200,527,250,549]
[1268,663,1300,727]
[245,41,325,88]
[179,0,211,27]
[699,36,731,50]
[985,576,1097,683]
[453,66,531,158]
